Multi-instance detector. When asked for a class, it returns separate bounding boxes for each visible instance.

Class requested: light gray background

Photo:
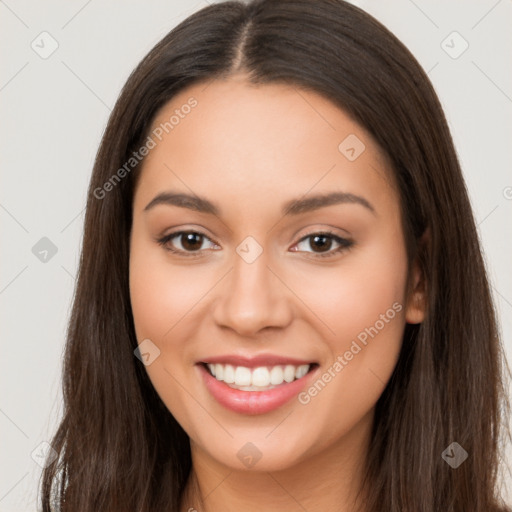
[1,0,511,510]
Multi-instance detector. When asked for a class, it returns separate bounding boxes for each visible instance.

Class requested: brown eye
[157,231,218,256]
[179,232,204,251]
[293,232,353,258]
[308,234,333,252]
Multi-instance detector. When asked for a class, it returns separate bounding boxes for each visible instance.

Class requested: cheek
[289,234,408,347]
[297,305,404,445]
[129,238,210,343]
[129,238,204,432]
[292,236,408,435]
[129,255,171,343]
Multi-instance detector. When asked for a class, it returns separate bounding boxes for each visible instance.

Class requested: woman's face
[129,76,424,472]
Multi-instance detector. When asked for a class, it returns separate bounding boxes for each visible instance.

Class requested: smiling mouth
[201,362,319,391]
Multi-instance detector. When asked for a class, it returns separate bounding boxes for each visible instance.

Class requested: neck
[180,410,373,512]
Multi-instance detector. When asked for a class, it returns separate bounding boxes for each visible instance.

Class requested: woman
[40,0,511,510]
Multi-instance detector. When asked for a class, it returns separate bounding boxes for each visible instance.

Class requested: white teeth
[295,365,309,379]
[234,366,252,386]
[223,364,235,383]
[283,365,296,383]
[205,363,311,390]
[214,363,224,381]
[251,367,270,387]
[269,366,284,385]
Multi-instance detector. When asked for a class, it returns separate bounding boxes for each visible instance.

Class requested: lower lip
[198,363,317,415]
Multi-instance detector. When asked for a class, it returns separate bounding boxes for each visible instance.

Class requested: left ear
[404,230,429,324]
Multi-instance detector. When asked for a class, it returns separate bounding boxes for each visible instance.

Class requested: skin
[129,75,426,512]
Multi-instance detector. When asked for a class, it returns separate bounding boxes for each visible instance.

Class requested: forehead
[134,77,396,218]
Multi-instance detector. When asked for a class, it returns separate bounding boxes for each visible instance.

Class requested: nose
[211,248,293,337]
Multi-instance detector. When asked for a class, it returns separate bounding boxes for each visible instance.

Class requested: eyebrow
[144,190,375,216]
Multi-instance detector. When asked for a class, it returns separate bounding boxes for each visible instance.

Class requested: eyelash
[156,230,354,259]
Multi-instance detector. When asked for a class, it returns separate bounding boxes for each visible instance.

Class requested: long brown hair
[40,1,511,510]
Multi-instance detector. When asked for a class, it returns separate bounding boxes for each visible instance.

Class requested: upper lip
[198,354,317,368]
